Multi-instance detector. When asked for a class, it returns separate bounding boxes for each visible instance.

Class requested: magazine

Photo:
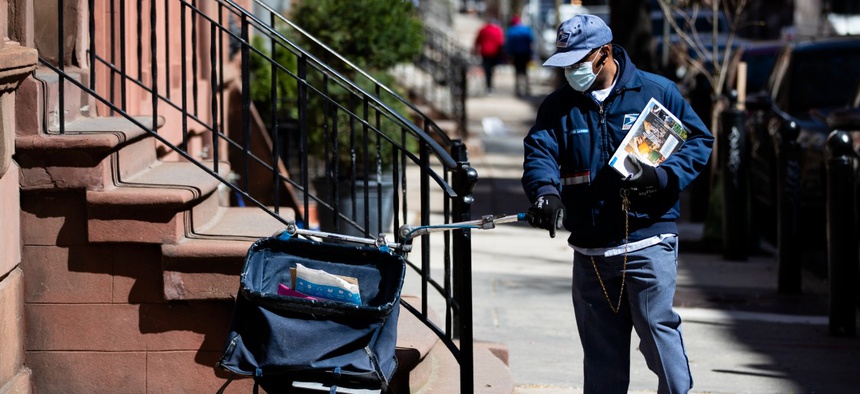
[608,98,689,178]
[292,263,361,305]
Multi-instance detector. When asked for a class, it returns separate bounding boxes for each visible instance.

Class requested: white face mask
[565,55,605,92]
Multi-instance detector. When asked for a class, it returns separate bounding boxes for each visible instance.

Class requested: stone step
[474,341,514,393]
[161,206,294,300]
[393,295,514,394]
[16,116,162,191]
[392,295,443,393]
[410,339,514,394]
[86,160,229,244]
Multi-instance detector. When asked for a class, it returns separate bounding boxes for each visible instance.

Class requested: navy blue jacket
[505,24,533,56]
[522,45,714,248]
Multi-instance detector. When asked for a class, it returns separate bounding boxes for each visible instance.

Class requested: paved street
[407,11,860,394]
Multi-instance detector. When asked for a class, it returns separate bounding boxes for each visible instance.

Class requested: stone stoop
[16,132,275,391]
[14,72,297,392]
[390,295,441,393]
[15,64,506,393]
[15,71,298,299]
[15,70,495,393]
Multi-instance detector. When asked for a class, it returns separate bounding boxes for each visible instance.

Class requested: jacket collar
[610,45,643,94]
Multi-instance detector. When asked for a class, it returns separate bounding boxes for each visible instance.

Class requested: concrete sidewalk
[451,12,860,394]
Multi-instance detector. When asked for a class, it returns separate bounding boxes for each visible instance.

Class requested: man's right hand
[527,195,564,238]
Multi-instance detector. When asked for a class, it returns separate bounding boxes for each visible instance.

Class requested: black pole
[151,0,158,133]
[776,121,802,294]
[719,108,748,260]
[58,0,65,134]
[825,130,858,337]
[451,140,476,394]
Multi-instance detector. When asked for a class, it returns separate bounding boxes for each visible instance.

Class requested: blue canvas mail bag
[217,236,405,392]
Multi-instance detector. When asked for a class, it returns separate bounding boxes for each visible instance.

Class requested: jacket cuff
[534,185,560,201]
[655,166,669,189]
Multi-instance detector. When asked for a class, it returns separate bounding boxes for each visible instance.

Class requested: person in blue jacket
[522,14,713,394]
[504,14,534,97]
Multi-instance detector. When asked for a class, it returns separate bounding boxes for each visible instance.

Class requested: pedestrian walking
[521,14,714,394]
[505,14,534,97]
[473,17,504,94]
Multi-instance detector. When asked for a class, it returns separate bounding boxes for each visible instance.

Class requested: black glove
[527,194,564,238]
[622,155,660,196]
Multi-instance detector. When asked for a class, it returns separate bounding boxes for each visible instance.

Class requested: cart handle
[274,222,407,252]
[273,213,529,254]
[398,213,527,243]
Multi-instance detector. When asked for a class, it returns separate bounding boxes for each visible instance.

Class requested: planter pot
[312,176,395,238]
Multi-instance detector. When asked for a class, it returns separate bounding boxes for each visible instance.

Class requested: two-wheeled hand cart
[216,213,531,394]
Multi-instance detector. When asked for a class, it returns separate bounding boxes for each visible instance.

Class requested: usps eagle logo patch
[622,114,638,130]
[556,32,571,48]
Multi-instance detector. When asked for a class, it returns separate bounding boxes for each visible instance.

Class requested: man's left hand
[622,155,659,195]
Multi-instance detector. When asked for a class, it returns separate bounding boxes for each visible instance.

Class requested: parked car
[725,40,784,96]
[710,40,782,150]
[745,35,860,246]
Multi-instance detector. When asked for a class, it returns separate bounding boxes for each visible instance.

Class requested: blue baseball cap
[543,14,613,68]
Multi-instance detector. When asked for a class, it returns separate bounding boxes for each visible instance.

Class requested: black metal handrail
[42,0,476,392]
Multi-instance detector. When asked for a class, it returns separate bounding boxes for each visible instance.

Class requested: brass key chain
[590,188,630,314]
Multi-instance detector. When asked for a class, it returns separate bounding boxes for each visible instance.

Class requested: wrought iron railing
[39,0,477,392]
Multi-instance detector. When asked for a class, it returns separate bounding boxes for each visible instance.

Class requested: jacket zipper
[598,86,628,162]
[598,104,605,127]
[598,102,608,163]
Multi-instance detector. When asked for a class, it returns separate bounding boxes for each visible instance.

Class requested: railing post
[825,130,858,337]
[57,0,64,133]
[450,140,476,394]
[775,121,802,294]
[719,107,748,260]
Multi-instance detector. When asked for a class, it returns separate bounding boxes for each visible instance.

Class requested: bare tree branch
[657,0,751,98]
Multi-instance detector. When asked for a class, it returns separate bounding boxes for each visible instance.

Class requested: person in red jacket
[474,18,504,94]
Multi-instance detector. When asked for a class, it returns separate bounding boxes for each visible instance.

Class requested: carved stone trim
[0,40,37,178]
[0,41,37,93]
